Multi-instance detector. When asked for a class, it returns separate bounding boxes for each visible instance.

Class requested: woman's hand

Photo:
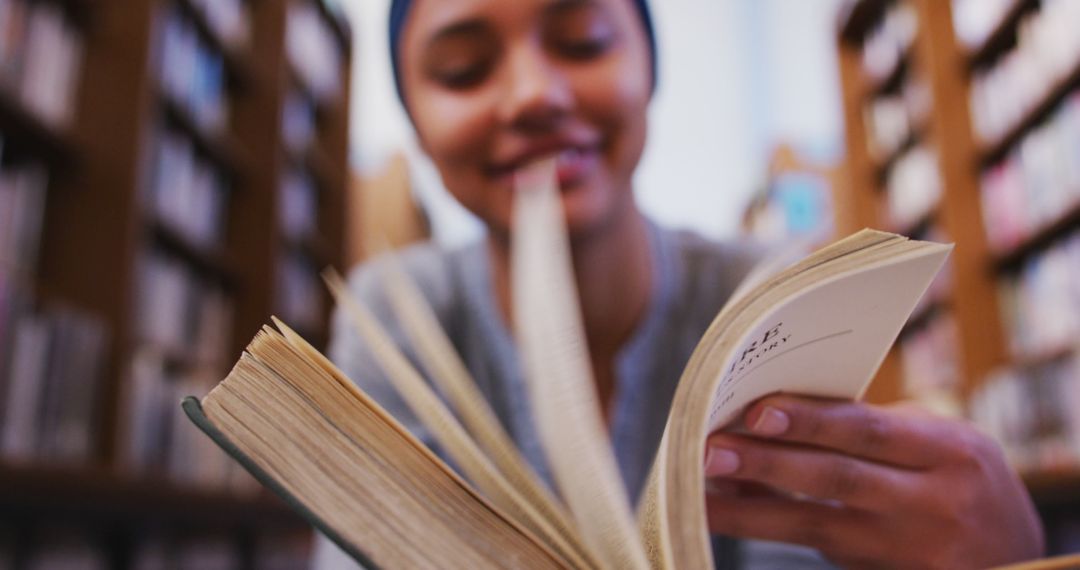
[703,394,1045,569]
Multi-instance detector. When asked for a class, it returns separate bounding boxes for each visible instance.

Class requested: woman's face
[399,0,653,239]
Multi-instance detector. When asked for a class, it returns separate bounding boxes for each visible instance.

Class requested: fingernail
[752,406,790,436]
[704,448,740,476]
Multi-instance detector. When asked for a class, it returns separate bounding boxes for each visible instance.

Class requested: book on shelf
[286,1,343,105]
[156,4,229,135]
[1,305,108,463]
[0,0,83,128]
[0,155,48,276]
[181,160,951,569]
[972,348,1080,476]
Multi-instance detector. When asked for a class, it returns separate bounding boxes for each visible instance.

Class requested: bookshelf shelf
[159,95,250,180]
[890,205,937,238]
[838,0,891,44]
[172,0,258,91]
[1009,344,1076,371]
[42,0,96,27]
[0,463,307,530]
[978,57,1080,169]
[0,87,77,167]
[965,0,1039,72]
[991,202,1080,273]
[0,0,352,562]
[898,296,949,340]
[839,1,1080,548]
[865,49,911,99]
[873,119,926,185]
[149,221,238,288]
[311,0,351,50]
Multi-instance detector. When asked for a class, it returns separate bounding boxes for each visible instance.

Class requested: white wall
[340,0,846,244]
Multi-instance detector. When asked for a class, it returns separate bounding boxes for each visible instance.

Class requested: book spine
[969,0,1080,145]
[0,0,83,128]
[157,5,229,135]
[285,2,343,104]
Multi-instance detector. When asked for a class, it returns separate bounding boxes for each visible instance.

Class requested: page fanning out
[512,159,651,570]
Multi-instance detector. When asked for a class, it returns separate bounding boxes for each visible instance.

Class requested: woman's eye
[433,62,491,89]
[556,35,612,60]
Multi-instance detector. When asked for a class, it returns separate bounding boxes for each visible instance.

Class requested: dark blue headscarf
[388,0,658,108]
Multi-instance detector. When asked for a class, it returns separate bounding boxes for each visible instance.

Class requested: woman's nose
[497,45,573,133]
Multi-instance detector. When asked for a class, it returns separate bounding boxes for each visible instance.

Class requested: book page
[512,160,651,570]
[655,232,951,569]
[321,274,595,569]
[706,244,952,430]
[201,328,565,569]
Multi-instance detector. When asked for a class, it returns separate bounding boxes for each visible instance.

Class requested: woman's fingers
[740,394,966,469]
[705,492,892,564]
[704,433,919,510]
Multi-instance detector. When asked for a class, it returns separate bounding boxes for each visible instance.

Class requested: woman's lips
[490,146,599,190]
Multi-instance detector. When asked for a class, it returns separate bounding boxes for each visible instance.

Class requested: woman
[318,0,1045,567]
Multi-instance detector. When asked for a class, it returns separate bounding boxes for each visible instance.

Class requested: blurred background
[0,0,1077,567]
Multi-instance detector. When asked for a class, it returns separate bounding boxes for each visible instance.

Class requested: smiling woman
[395,0,654,240]
[316,0,1046,569]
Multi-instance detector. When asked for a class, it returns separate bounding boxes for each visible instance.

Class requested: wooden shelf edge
[991,201,1080,273]
[0,462,307,530]
[864,47,911,100]
[312,0,352,51]
[173,0,259,92]
[979,58,1080,169]
[159,93,251,180]
[874,118,926,185]
[898,295,949,341]
[838,0,890,45]
[149,219,239,288]
[1008,344,1077,371]
[0,87,78,167]
[966,0,1040,72]
[889,205,939,239]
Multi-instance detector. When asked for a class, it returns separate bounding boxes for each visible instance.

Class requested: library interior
[0,0,1077,567]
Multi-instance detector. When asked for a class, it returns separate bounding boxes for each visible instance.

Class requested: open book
[183,162,952,569]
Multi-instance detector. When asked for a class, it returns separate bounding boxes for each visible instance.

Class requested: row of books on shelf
[0,288,108,465]
[969,0,1080,145]
[863,77,931,161]
[156,3,231,136]
[971,347,1080,476]
[0,527,310,570]
[950,0,1025,50]
[282,86,319,156]
[286,1,344,105]
[980,92,1080,254]
[186,0,252,50]
[997,232,1080,359]
[275,251,323,335]
[146,124,230,250]
[0,0,82,127]
[884,144,941,231]
[858,1,917,83]
[901,311,961,416]
[280,166,318,242]
[123,347,256,492]
[134,249,234,365]
[0,155,46,276]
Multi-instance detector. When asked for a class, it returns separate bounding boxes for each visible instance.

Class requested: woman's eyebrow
[425,19,490,49]
[544,0,597,17]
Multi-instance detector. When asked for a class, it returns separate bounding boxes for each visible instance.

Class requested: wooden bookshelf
[837,0,1080,543]
[965,0,1039,71]
[2,0,354,563]
[0,88,78,167]
[979,57,1080,168]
